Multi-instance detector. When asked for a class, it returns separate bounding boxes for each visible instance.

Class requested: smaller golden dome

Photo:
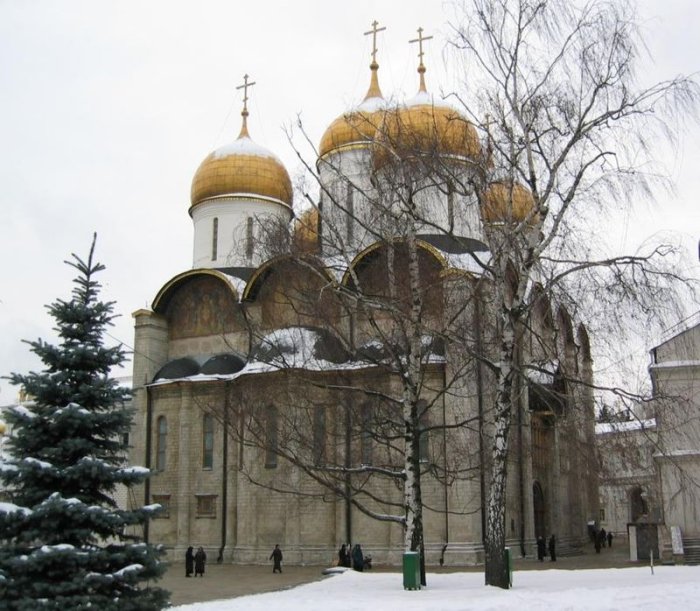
[482,182,536,224]
[374,98,481,169]
[0,421,6,435]
[190,139,293,210]
[190,80,293,211]
[373,53,480,170]
[319,61,386,159]
[293,208,320,253]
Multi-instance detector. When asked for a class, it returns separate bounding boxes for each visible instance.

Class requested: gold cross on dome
[409,27,433,66]
[236,74,256,115]
[364,20,386,64]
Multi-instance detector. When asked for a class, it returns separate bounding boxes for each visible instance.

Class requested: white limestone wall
[191,197,292,269]
[318,149,380,257]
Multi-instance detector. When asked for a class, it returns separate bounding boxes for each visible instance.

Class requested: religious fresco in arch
[165,276,239,340]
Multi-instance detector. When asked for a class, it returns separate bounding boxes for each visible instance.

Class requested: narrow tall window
[202,413,214,469]
[360,404,373,465]
[447,184,455,233]
[246,217,254,259]
[156,416,167,471]
[313,406,326,466]
[265,406,278,468]
[345,183,354,244]
[418,400,429,463]
[211,217,219,261]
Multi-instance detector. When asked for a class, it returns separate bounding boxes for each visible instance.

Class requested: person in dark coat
[338,544,351,567]
[594,531,601,554]
[270,544,283,573]
[536,536,546,561]
[548,535,557,562]
[600,528,607,547]
[185,546,194,577]
[607,531,614,548]
[352,543,364,572]
[194,546,206,577]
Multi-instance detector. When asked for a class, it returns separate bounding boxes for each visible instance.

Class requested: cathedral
[129,25,599,566]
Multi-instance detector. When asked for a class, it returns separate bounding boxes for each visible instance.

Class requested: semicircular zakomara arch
[242,254,341,330]
[152,269,244,340]
[340,239,449,322]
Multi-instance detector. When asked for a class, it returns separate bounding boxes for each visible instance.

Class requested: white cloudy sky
[0,0,698,403]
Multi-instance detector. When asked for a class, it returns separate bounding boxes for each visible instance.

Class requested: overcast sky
[0,0,698,404]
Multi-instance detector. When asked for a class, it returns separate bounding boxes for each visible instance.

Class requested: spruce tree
[0,236,169,610]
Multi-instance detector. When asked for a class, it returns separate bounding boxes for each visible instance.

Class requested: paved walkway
[159,542,634,607]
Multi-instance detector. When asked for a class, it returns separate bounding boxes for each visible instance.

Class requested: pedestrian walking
[194,546,206,577]
[548,535,557,562]
[270,544,283,573]
[185,546,194,577]
[537,536,546,561]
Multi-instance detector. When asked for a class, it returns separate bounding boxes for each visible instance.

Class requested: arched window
[156,416,167,471]
[447,183,455,233]
[211,217,219,261]
[346,183,354,243]
[265,406,278,469]
[418,400,429,463]
[246,217,254,259]
[313,406,326,466]
[202,413,214,469]
[360,404,373,465]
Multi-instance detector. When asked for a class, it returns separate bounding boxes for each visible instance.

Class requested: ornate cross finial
[409,27,433,67]
[364,20,386,65]
[235,74,256,138]
[409,27,433,92]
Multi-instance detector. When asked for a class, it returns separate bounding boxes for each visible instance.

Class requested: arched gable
[340,239,447,288]
[152,269,243,340]
[243,255,340,329]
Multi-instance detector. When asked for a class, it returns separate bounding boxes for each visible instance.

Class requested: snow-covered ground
[172,565,700,610]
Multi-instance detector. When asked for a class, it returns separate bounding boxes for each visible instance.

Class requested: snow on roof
[649,360,700,370]
[219,272,247,301]
[444,251,489,275]
[596,418,656,435]
[212,136,280,161]
[357,96,386,113]
[526,360,560,385]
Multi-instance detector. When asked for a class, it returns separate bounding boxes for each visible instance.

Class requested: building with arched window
[128,36,599,567]
[597,314,700,562]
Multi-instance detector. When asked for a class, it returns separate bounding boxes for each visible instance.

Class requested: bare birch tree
[447,0,698,587]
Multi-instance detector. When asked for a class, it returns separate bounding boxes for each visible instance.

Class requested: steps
[682,537,700,565]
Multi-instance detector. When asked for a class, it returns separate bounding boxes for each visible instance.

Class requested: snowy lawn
[172,565,700,610]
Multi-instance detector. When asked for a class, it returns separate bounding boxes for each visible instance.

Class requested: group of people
[338,543,369,571]
[185,546,207,577]
[185,544,284,576]
[593,527,614,553]
[536,534,557,562]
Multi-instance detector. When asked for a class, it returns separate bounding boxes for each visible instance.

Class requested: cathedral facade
[129,33,599,566]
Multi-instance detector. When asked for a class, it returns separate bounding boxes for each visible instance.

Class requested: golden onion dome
[0,421,6,435]
[481,181,536,224]
[318,61,386,159]
[190,87,292,212]
[293,207,320,253]
[373,60,480,170]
